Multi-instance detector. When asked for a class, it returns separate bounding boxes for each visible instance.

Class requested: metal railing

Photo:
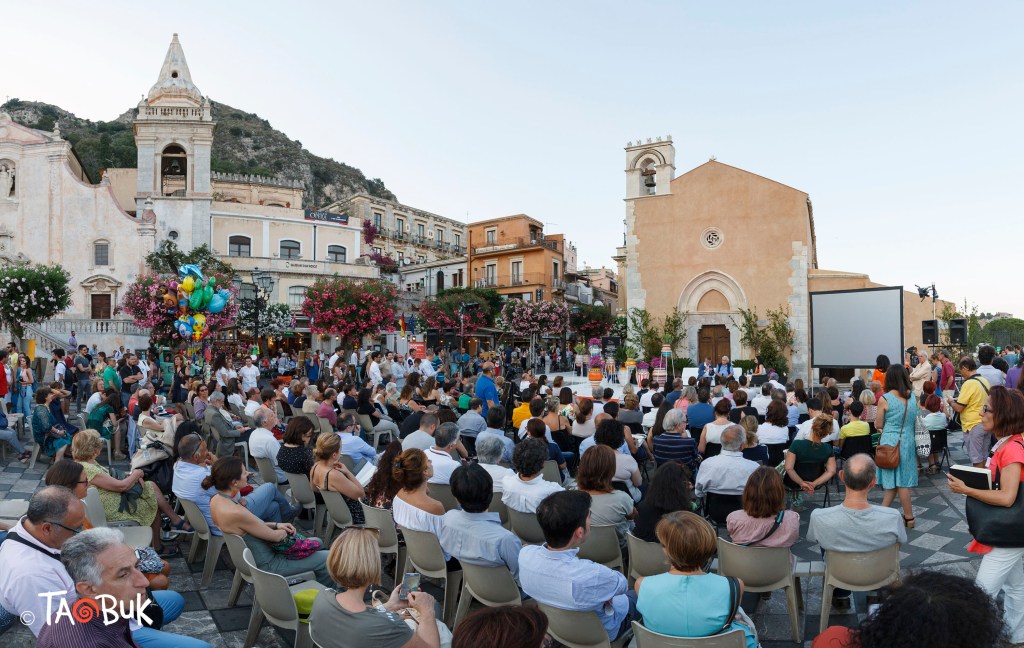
[38,319,149,337]
[471,236,563,255]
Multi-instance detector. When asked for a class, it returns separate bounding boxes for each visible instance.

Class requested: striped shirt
[652,433,699,471]
[37,615,137,647]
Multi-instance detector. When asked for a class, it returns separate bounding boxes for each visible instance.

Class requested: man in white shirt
[402,412,439,452]
[793,397,840,443]
[367,351,384,386]
[420,351,437,378]
[977,345,1006,387]
[248,409,287,483]
[348,349,359,367]
[639,380,659,409]
[426,423,462,485]
[642,393,664,428]
[693,425,758,499]
[501,439,562,513]
[244,388,263,417]
[327,346,343,372]
[750,384,774,417]
[239,357,261,392]
[517,398,553,443]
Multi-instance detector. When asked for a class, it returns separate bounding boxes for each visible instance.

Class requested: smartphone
[399,572,421,601]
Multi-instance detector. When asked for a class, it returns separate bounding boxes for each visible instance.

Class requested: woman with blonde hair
[310,431,366,525]
[308,527,441,648]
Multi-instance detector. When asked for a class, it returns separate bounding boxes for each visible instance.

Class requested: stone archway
[677,271,748,363]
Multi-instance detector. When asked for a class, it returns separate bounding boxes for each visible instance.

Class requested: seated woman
[418,376,441,405]
[207,456,333,587]
[276,416,316,476]
[756,400,791,446]
[922,394,949,475]
[310,432,366,525]
[308,527,441,648]
[357,386,401,439]
[636,511,758,648]
[47,382,79,435]
[595,419,643,502]
[83,378,107,415]
[739,416,769,464]
[571,399,596,439]
[784,415,838,508]
[524,418,567,480]
[192,383,211,422]
[72,429,189,556]
[391,448,455,561]
[633,461,694,542]
[31,387,71,462]
[362,441,405,510]
[812,571,1002,648]
[398,384,423,413]
[383,382,401,409]
[726,466,800,552]
[85,389,126,461]
[577,444,637,549]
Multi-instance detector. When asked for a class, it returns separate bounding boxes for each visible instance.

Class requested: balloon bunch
[159,264,233,342]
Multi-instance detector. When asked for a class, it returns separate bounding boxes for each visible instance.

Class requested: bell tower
[625,136,675,199]
[133,33,215,251]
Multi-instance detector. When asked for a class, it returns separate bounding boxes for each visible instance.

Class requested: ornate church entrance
[698,325,731,363]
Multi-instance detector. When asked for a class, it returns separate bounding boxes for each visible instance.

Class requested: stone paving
[0,421,980,647]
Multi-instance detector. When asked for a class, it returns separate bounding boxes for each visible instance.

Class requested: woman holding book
[948,386,1024,645]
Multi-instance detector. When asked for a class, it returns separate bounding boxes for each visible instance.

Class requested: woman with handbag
[874,364,919,528]
[209,456,334,587]
[948,386,1024,645]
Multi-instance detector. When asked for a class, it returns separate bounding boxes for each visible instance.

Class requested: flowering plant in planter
[301,276,397,344]
[636,360,650,370]
[0,263,72,338]
[650,357,666,369]
[588,337,602,348]
[589,355,605,368]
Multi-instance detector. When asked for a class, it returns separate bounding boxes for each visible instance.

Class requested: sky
[3,1,1021,315]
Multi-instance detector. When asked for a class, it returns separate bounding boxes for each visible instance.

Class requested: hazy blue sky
[4,1,1021,314]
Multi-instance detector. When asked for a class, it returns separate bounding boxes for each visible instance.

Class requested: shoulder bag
[738,511,785,547]
[875,395,909,470]
[966,438,1024,547]
[715,575,742,635]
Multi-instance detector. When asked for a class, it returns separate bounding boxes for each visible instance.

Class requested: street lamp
[232,267,276,355]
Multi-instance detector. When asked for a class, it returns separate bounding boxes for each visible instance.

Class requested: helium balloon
[202,285,214,309]
[178,264,205,282]
[207,294,226,314]
[207,276,217,287]
[182,276,195,293]
[194,314,206,330]
[189,289,204,310]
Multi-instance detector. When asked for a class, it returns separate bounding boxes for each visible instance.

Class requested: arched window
[327,245,347,263]
[93,240,110,266]
[280,240,300,259]
[160,144,187,196]
[287,286,307,307]
[228,236,251,257]
[436,270,445,291]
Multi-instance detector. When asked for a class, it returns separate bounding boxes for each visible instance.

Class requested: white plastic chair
[428,482,460,512]
[255,455,290,499]
[453,562,521,626]
[400,527,463,626]
[180,497,225,589]
[223,534,319,608]
[632,620,747,647]
[819,544,901,633]
[360,502,406,584]
[81,487,152,547]
[285,471,324,536]
[578,524,624,572]
[242,547,325,648]
[508,508,546,545]
[319,489,353,544]
[626,533,669,586]
[542,459,562,485]
[716,537,802,642]
[537,601,632,648]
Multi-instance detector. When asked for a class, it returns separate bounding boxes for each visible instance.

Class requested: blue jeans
[17,385,32,419]
[0,427,25,454]
[245,482,297,523]
[132,590,211,647]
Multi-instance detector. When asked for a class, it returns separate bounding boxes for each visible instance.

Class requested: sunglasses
[46,520,82,535]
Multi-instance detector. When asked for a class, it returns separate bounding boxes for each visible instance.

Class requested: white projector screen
[810,287,904,368]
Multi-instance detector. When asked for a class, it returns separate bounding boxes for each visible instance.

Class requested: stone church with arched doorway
[620,136,944,383]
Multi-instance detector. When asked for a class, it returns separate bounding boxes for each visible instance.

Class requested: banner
[409,341,426,359]
[304,209,349,225]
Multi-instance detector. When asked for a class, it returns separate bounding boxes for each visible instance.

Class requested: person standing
[73,346,91,412]
[951,356,992,467]
[238,356,261,393]
[874,364,919,528]
[66,330,77,354]
[948,386,1024,645]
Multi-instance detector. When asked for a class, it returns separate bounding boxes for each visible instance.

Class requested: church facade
[621,136,945,383]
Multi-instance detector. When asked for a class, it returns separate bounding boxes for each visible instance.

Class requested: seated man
[511,388,535,430]
[750,384,773,417]
[693,425,758,499]
[439,464,522,579]
[205,392,248,458]
[426,422,462,485]
[642,392,664,427]
[0,487,209,647]
[501,439,563,513]
[517,398,554,443]
[248,408,287,483]
[243,387,262,418]
[338,412,377,465]
[476,434,514,492]
[476,405,514,464]
[807,454,905,612]
[173,434,297,533]
[402,411,439,452]
[457,397,488,442]
[519,490,636,643]
[39,528,212,648]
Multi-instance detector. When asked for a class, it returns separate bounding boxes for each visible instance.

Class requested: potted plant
[588,354,604,388]
[651,356,668,385]
[636,360,650,383]
[588,337,602,357]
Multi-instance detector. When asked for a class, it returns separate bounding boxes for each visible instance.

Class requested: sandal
[155,544,181,558]
[903,515,915,529]
[170,519,194,534]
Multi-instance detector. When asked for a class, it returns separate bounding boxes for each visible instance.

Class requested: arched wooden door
[698,325,730,363]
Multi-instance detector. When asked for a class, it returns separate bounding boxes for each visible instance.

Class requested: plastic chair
[285,472,325,536]
[508,508,546,545]
[360,502,406,583]
[316,416,335,437]
[578,524,624,572]
[428,482,461,512]
[453,562,522,625]
[399,527,463,625]
[242,547,325,648]
[81,487,153,547]
[819,544,901,633]
[626,533,668,586]
[542,460,563,485]
[488,491,510,528]
[631,620,746,647]
[224,534,319,608]
[537,601,632,648]
[716,538,802,642]
[358,413,392,449]
[319,489,353,543]
[784,460,833,507]
[254,455,290,498]
[180,497,226,589]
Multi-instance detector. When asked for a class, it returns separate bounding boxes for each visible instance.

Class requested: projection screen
[810,286,904,368]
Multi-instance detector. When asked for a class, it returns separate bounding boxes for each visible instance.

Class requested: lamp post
[232,268,276,356]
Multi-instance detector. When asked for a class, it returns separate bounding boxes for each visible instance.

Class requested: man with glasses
[172,434,297,536]
[950,356,992,467]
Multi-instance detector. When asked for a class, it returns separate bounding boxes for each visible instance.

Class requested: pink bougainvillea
[500,299,568,337]
[301,277,398,343]
[418,290,493,334]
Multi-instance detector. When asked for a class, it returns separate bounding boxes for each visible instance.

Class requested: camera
[906,346,918,367]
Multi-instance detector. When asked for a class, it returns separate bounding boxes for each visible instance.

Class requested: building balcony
[473,272,548,290]
[471,236,563,256]
[38,319,149,337]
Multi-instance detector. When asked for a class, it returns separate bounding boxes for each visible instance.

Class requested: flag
[399,313,407,338]
[407,314,416,336]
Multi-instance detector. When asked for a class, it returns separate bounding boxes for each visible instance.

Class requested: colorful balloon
[189,289,204,310]
[178,264,205,282]
[182,276,195,293]
[202,285,214,309]
[207,294,226,314]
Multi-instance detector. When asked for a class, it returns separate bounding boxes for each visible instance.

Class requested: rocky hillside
[1,99,396,207]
